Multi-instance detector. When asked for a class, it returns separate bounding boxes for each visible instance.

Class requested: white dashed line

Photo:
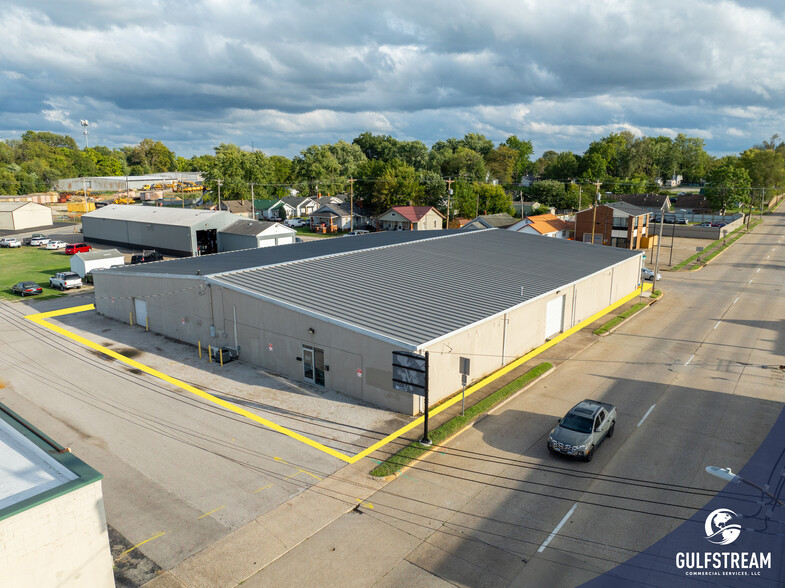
[638,404,656,427]
[757,268,761,273]
[685,354,695,365]
[733,297,739,304]
[714,321,721,329]
[538,503,578,553]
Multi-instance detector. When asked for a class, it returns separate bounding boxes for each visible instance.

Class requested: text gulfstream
[676,552,771,569]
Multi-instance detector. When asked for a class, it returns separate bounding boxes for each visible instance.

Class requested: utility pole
[445,178,454,228]
[216,179,222,210]
[250,183,256,219]
[348,178,356,231]
[590,181,600,245]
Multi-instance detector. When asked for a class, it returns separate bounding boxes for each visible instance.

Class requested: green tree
[704,165,751,214]
[531,180,567,208]
[474,183,513,215]
[504,136,534,180]
[484,145,518,183]
[292,144,342,196]
[543,151,578,180]
[460,133,494,157]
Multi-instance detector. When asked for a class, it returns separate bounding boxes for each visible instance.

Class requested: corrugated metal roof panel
[83,205,234,227]
[112,230,452,276]
[212,230,639,347]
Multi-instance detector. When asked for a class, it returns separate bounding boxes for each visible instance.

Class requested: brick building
[574,202,650,249]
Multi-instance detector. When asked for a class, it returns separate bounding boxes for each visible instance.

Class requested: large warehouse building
[82,205,238,256]
[94,230,643,414]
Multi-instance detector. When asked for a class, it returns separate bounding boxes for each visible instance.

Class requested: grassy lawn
[294,226,341,238]
[0,247,71,301]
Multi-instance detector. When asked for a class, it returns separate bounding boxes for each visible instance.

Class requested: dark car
[11,281,43,296]
[130,251,164,264]
[711,222,727,228]
[65,243,92,255]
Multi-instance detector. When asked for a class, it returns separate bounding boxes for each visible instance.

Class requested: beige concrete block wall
[0,481,114,588]
[94,274,216,346]
[221,290,418,414]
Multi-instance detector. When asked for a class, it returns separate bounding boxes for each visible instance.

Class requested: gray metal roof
[220,219,288,236]
[606,202,649,216]
[111,230,454,276]
[74,248,124,262]
[211,230,640,348]
[83,205,235,227]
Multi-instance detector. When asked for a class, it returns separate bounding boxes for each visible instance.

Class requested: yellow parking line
[254,484,273,493]
[198,506,225,519]
[26,285,649,465]
[118,531,166,559]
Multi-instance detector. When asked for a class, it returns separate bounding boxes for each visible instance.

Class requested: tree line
[2,129,784,217]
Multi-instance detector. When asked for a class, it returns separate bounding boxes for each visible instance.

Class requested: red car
[65,243,92,255]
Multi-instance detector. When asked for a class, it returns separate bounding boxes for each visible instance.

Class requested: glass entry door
[302,345,325,386]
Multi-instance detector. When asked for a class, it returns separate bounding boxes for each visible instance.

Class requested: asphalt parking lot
[0,295,409,583]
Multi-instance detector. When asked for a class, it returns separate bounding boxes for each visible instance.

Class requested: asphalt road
[242,212,785,587]
[0,294,406,584]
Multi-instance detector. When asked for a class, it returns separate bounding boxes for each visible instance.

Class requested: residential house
[310,202,372,232]
[376,206,445,231]
[462,213,519,230]
[508,213,571,239]
[512,200,550,217]
[573,202,650,249]
[265,200,296,220]
[278,196,318,218]
[214,200,256,219]
[253,199,280,220]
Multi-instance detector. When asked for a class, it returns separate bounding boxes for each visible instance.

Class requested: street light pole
[706,466,785,508]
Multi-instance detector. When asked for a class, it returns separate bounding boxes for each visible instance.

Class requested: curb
[380,366,557,481]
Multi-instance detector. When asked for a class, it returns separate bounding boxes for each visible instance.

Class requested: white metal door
[133,298,147,326]
[544,296,565,339]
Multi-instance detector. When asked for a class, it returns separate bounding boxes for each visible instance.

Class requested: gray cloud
[0,0,784,158]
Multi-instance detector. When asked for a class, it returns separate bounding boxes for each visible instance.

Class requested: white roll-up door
[544,295,565,339]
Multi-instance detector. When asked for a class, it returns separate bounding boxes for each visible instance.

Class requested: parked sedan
[641,266,662,281]
[0,237,21,248]
[45,240,68,250]
[711,222,727,228]
[11,281,43,296]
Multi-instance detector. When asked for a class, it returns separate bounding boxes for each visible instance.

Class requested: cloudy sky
[2,0,784,159]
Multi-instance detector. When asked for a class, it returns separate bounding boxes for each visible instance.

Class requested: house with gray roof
[310,202,372,232]
[93,229,642,414]
[461,213,519,230]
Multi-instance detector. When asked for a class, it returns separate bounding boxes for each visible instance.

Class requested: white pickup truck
[49,272,83,290]
[547,399,617,462]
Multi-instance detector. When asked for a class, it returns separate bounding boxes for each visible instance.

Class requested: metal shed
[0,202,53,231]
[81,205,238,256]
[94,230,643,414]
[217,219,297,252]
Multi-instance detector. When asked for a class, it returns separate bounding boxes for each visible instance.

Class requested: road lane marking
[198,506,225,519]
[538,503,577,552]
[733,297,739,304]
[356,499,374,509]
[118,532,166,559]
[26,285,651,465]
[757,268,761,273]
[685,354,695,365]
[714,321,721,330]
[254,484,273,493]
[638,404,656,427]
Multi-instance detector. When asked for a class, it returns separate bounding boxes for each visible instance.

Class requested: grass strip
[650,290,662,299]
[369,362,553,478]
[593,302,647,335]
[672,221,758,271]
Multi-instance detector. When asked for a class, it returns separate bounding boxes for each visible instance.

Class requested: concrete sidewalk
[142,291,655,587]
